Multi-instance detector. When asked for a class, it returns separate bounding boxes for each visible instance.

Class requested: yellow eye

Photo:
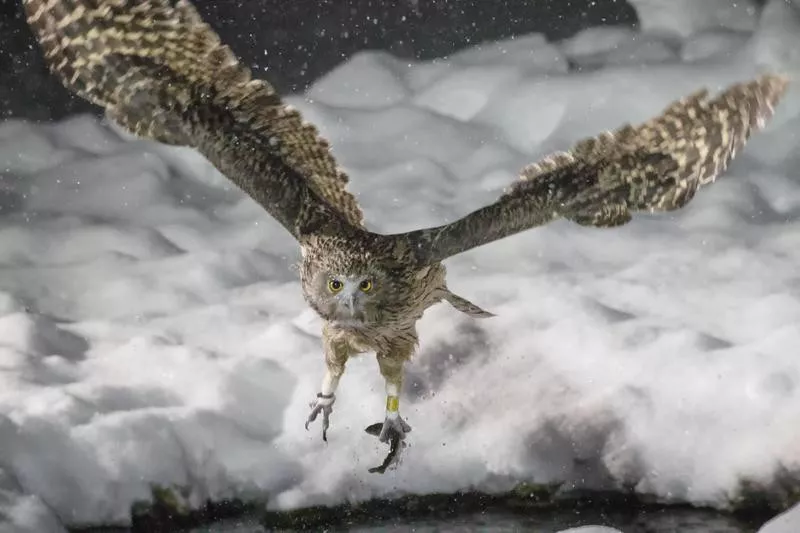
[359,279,373,293]
[328,278,343,293]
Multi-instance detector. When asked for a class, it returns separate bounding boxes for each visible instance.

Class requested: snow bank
[560,528,623,533]
[628,0,760,38]
[759,503,800,533]
[1,1,800,531]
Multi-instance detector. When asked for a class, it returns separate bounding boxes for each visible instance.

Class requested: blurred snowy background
[2,0,800,532]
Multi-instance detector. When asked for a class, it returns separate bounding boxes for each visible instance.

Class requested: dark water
[191,509,760,532]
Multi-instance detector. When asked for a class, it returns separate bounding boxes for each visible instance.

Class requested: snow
[628,0,760,38]
[308,51,411,110]
[413,65,525,122]
[751,0,800,77]
[446,33,568,74]
[1,0,800,531]
[680,29,751,63]
[559,528,623,533]
[759,503,800,533]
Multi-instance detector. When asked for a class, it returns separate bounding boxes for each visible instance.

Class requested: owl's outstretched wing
[400,74,789,264]
[24,0,364,239]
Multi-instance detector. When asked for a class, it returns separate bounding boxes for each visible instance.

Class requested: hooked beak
[341,293,357,316]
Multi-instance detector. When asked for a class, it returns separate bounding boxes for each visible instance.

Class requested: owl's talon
[305,393,335,442]
[379,415,411,443]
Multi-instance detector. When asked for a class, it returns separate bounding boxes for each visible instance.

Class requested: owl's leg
[305,333,349,442]
[376,352,412,442]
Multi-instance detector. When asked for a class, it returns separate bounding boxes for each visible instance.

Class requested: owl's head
[299,235,439,329]
[304,270,384,326]
[300,251,406,328]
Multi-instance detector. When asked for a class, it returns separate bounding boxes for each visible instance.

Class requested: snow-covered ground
[2,0,800,531]
[760,502,800,533]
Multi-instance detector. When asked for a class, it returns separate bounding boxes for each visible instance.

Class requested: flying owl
[24,0,788,448]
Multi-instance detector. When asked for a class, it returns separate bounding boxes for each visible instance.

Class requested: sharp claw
[378,415,411,443]
[322,411,330,442]
[305,394,335,441]
[304,406,318,431]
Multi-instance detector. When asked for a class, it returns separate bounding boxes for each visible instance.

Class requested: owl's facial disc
[325,274,375,324]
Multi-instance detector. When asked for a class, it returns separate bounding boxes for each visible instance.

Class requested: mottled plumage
[402,76,789,262]
[24,0,789,454]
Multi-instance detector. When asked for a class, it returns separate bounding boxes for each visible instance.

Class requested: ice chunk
[448,33,568,74]
[558,526,622,533]
[307,51,409,109]
[628,0,760,38]
[559,26,639,59]
[413,65,524,121]
[681,29,751,62]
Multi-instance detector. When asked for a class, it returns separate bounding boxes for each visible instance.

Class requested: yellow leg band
[386,395,400,412]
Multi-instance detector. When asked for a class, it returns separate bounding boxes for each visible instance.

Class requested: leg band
[386,395,399,412]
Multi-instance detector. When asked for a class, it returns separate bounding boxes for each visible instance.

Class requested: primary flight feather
[24,0,789,455]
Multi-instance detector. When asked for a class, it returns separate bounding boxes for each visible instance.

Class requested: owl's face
[302,266,396,329]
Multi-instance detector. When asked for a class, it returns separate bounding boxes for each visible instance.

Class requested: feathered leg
[376,348,412,442]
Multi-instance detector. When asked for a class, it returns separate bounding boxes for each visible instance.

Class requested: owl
[24,0,788,450]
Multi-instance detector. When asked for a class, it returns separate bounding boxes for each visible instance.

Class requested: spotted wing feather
[401,74,789,263]
[24,0,364,237]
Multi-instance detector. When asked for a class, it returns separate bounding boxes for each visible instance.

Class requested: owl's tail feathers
[562,73,790,228]
[23,0,262,147]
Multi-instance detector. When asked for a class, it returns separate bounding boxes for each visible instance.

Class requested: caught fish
[365,423,405,474]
